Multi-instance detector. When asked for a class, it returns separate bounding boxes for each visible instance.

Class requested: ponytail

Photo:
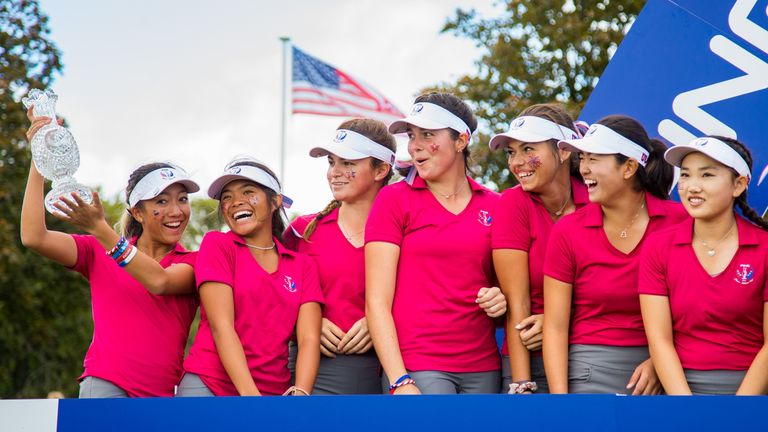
[303,200,341,242]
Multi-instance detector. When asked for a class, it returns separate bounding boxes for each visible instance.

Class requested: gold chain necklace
[619,194,645,239]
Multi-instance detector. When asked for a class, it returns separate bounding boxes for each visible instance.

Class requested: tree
[436,0,645,191]
[0,0,94,398]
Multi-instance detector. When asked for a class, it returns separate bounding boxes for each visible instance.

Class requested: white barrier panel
[0,399,58,432]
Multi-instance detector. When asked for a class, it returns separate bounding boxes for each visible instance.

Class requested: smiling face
[219,179,279,239]
[326,154,388,203]
[406,125,466,181]
[579,152,638,204]
[678,152,747,221]
[505,140,569,192]
[131,183,190,244]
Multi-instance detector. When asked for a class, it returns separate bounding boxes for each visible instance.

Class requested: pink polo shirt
[492,178,588,356]
[184,231,324,396]
[365,175,501,373]
[284,208,364,332]
[544,194,687,346]
[639,215,768,370]
[71,235,198,397]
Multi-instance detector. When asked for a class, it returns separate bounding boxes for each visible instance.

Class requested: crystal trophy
[22,89,92,214]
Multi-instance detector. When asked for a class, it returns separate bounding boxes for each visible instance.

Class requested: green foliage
[437,0,646,190]
[0,0,91,398]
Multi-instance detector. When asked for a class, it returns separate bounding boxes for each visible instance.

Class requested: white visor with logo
[389,102,472,138]
[309,129,396,165]
[489,116,580,150]
[558,124,650,167]
[664,137,751,182]
[127,167,200,208]
[207,161,292,208]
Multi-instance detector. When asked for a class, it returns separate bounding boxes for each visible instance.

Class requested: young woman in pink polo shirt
[21,109,200,398]
[542,115,687,394]
[179,157,323,396]
[489,104,588,394]
[366,92,507,395]
[283,119,396,394]
[640,136,768,395]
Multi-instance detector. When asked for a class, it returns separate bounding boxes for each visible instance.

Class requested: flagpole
[279,36,291,187]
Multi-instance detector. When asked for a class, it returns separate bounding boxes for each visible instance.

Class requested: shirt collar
[673,213,759,246]
[316,206,339,225]
[584,193,668,227]
[410,174,486,193]
[529,176,589,208]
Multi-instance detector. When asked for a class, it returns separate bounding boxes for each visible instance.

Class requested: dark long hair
[597,115,673,199]
[220,159,287,242]
[119,162,175,239]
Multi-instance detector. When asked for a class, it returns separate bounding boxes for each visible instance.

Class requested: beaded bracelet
[282,386,310,396]
[118,246,138,268]
[508,380,538,394]
[389,378,416,394]
[107,236,129,259]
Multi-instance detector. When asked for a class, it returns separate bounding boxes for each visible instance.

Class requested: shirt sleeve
[170,250,197,268]
[299,255,324,306]
[365,184,406,246]
[543,219,576,283]
[491,188,532,251]
[638,233,670,296]
[195,232,235,288]
[282,216,311,252]
[70,234,96,279]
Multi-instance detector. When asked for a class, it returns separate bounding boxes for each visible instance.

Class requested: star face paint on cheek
[344,170,356,179]
[430,143,440,153]
[527,155,542,170]
[248,196,260,206]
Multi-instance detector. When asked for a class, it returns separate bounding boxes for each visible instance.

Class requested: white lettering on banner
[657,0,768,187]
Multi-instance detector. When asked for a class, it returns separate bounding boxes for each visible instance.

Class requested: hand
[627,358,662,395]
[337,317,373,355]
[476,287,507,318]
[26,106,63,142]
[515,314,544,351]
[393,383,421,395]
[52,191,108,235]
[320,318,344,358]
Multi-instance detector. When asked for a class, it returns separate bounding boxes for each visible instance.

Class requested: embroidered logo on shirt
[283,275,297,292]
[478,210,492,227]
[735,264,755,285]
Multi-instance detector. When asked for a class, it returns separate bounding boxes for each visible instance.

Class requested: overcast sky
[39,0,501,215]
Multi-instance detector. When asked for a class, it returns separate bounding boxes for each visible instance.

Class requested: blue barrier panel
[55,395,766,432]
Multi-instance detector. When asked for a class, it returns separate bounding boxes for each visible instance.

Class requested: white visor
[664,137,751,182]
[207,162,293,208]
[309,129,396,165]
[127,167,200,208]
[389,102,472,138]
[558,124,650,167]
[489,116,580,150]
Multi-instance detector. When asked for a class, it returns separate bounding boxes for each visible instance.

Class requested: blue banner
[581,0,768,214]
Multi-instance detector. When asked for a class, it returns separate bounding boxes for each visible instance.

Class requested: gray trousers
[288,342,382,395]
[568,344,650,394]
[175,373,216,397]
[78,376,128,398]
[383,370,501,394]
[684,369,747,395]
[501,355,549,394]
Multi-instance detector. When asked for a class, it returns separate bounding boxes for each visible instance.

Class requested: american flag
[292,46,404,122]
